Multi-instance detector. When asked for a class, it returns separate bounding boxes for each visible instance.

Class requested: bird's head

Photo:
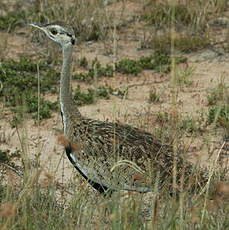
[30,22,76,47]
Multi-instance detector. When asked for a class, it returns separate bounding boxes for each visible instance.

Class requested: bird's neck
[60,44,81,134]
[61,44,72,99]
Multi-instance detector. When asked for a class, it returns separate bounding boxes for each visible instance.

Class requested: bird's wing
[66,118,174,192]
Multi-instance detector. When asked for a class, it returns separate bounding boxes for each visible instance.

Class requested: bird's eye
[50,28,58,35]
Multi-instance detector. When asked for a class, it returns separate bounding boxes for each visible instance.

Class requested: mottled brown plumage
[31,22,208,194]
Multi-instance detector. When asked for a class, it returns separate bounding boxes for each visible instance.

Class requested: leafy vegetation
[73,58,114,82]
[0,56,59,120]
[116,51,187,75]
[73,85,130,106]
[0,10,27,31]
[116,59,142,75]
[25,95,58,120]
[73,85,110,106]
[74,52,187,80]
[78,56,88,68]
[0,55,59,97]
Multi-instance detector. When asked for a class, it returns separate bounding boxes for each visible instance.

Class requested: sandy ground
[0,1,229,191]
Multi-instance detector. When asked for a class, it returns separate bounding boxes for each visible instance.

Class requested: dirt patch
[0,2,228,190]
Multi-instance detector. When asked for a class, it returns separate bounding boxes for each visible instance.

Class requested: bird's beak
[29,23,45,32]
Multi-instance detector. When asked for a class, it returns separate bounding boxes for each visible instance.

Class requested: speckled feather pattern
[30,22,208,194]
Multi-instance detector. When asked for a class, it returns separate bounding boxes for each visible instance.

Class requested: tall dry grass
[0,0,229,229]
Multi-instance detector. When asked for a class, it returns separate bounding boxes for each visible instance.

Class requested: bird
[30,22,207,194]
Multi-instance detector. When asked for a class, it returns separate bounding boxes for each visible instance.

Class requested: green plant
[95,86,110,99]
[152,33,211,53]
[73,86,95,106]
[0,56,59,101]
[0,10,27,31]
[30,0,113,42]
[207,82,229,106]
[142,1,227,31]
[92,59,114,78]
[155,111,170,125]
[73,85,110,106]
[173,65,194,87]
[73,59,114,82]
[179,115,200,135]
[1,2,229,229]
[25,95,58,120]
[116,59,142,75]
[0,149,22,177]
[1,56,58,87]
[0,56,59,121]
[116,51,187,75]
[148,89,161,103]
[0,150,10,163]
[78,57,88,68]
[142,3,192,29]
[10,94,58,124]
[207,77,229,133]
[208,105,229,127]
[73,53,186,80]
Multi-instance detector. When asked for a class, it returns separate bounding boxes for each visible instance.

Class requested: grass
[207,78,229,106]
[152,33,211,53]
[140,0,227,53]
[142,0,227,31]
[208,105,229,128]
[179,115,203,135]
[173,65,194,88]
[153,111,204,138]
[148,88,161,104]
[0,1,112,42]
[0,10,27,31]
[0,0,229,229]
[207,77,229,135]
[29,0,114,42]
[0,52,167,120]
[0,148,228,229]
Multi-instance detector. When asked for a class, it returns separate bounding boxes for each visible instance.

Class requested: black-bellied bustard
[30,22,207,194]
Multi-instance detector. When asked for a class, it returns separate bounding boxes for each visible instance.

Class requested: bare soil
[0,1,228,189]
